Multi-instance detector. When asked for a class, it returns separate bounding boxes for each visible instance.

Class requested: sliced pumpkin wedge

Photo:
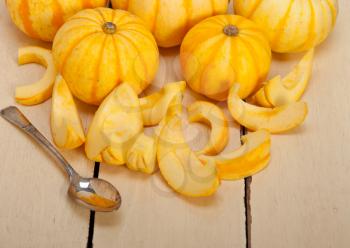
[51,75,85,149]
[265,49,314,106]
[249,76,281,108]
[200,130,271,180]
[16,46,57,105]
[228,84,308,134]
[85,83,143,165]
[187,101,229,155]
[139,81,186,126]
[251,49,314,107]
[157,112,220,197]
[126,133,157,174]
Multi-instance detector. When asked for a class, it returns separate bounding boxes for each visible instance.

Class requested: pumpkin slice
[157,113,220,197]
[76,191,118,210]
[85,83,143,165]
[187,101,229,156]
[15,46,57,105]
[265,49,314,106]
[228,84,308,134]
[140,81,186,126]
[200,130,271,180]
[51,75,85,149]
[251,49,314,107]
[249,76,280,108]
[126,133,157,174]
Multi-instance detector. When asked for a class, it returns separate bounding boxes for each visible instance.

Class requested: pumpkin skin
[111,0,229,47]
[5,0,108,41]
[180,15,271,101]
[234,0,339,53]
[52,8,159,105]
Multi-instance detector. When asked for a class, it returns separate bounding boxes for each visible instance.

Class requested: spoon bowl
[69,176,121,212]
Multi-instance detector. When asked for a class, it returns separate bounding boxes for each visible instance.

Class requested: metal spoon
[0,106,121,212]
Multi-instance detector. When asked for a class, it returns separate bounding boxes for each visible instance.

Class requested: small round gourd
[52,8,159,105]
[111,0,229,48]
[5,0,108,41]
[234,0,339,53]
[180,15,271,101]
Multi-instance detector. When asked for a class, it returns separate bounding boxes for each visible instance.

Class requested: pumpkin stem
[223,24,239,36]
[102,22,117,34]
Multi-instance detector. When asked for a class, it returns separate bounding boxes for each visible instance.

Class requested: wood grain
[1,0,350,247]
[0,2,94,247]
[250,1,350,247]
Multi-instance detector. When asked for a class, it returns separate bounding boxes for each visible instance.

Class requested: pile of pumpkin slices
[14,46,313,197]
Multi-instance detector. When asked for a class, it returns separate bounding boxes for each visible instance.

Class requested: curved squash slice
[76,191,119,210]
[228,84,308,134]
[85,83,143,165]
[157,114,220,197]
[265,49,314,106]
[126,133,157,174]
[187,101,229,155]
[140,81,186,126]
[51,75,85,149]
[251,49,314,107]
[200,130,271,180]
[250,76,280,108]
[16,47,57,105]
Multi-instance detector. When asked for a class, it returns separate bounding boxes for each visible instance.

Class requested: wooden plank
[0,3,94,247]
[93,47,246,248]
[251,1,350,247]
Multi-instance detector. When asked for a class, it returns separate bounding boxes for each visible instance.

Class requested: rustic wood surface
[250,1,350,247]
[0,2,96,247]
[0,0,349,247]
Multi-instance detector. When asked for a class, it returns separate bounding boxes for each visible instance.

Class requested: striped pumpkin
[111,0,229,47]
[180,15,271,101]
[234,0,339,53]
[52,8,159,105]
[5,0,108,41]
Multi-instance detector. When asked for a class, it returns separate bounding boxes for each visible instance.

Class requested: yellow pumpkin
[234,0,338,53]
[111,0,229,47]
[52,8,159,105]
[5,0,108,41]
[180,15,271,101]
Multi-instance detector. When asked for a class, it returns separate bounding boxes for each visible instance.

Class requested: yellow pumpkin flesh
[180,15,271,101]
[5,0,108,41]
[234,0,338,53]
[52,8,159,105]
[111,0,229,47]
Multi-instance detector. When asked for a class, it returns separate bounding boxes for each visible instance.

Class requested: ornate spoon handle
[0,106,77,178]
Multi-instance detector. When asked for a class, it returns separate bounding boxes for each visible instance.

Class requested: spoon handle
[0,106,78,178]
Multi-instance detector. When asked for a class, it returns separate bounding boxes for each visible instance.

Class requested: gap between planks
[87,162,100,248]
[241,125,252,248]
[85,1,250,248]
[85,128,252,248]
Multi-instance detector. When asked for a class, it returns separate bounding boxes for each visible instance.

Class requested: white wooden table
[0,1,349,247]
